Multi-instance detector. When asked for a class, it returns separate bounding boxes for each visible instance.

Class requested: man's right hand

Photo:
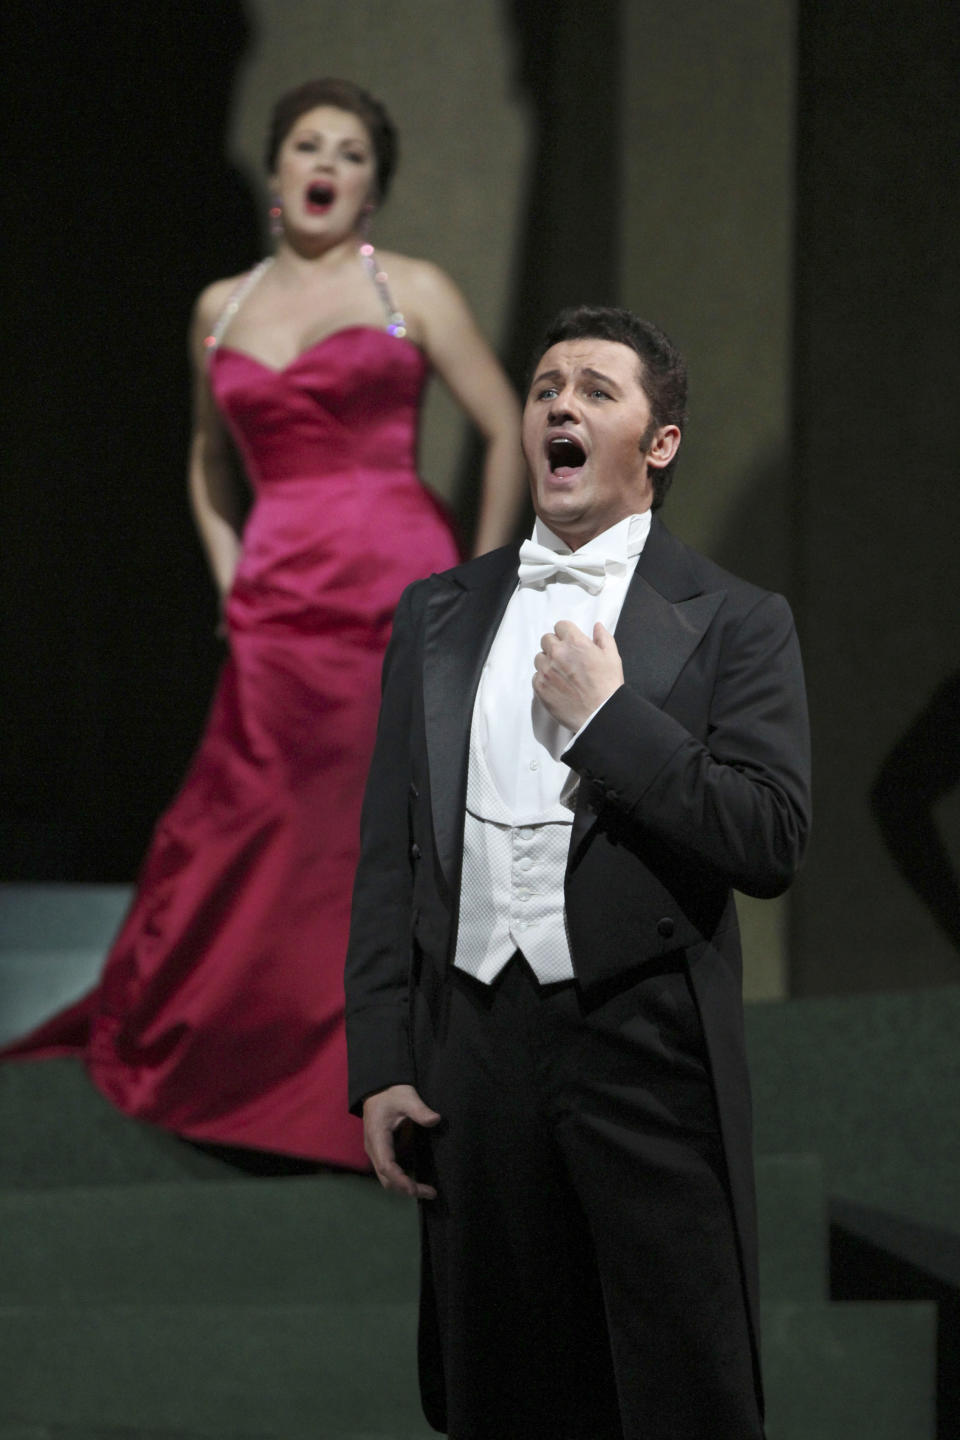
[362,1084,442,1199]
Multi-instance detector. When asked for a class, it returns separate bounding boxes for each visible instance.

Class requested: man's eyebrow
[582,368,621,391]
[529,366,623,390]
[530,368,564,387]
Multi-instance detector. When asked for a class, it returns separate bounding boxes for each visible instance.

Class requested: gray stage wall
[2,0,958,1001]
[617,0,796,995]
[790,0,960,995]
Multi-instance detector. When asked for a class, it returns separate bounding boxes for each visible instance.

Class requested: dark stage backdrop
[1,1,261,878]
[790,0,960,993]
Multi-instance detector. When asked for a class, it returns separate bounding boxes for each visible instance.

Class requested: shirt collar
[531,511,651,563]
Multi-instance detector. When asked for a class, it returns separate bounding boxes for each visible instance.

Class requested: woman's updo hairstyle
[265,77,398,204]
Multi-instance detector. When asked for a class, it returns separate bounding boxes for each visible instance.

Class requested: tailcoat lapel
[422,546,519,891]
[420,522,726,886]
[569,519,725,857]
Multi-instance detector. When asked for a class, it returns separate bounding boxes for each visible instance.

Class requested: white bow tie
[517,539,613,594]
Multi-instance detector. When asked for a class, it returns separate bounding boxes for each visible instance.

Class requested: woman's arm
[407,262,526,555]
[187,283,248,602]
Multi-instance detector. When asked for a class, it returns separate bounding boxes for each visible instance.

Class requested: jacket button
[410,843,422,861]
[605,788,620,803]
[656,917,675,939]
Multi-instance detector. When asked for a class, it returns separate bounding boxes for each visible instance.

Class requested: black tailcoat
[345,515,811,1402]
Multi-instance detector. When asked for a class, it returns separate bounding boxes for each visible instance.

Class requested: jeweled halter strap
[203,256,274,358]
[202,245,407,360]
[358,243,407,338]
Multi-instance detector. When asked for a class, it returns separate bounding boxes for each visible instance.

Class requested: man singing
[345,305,811,1440]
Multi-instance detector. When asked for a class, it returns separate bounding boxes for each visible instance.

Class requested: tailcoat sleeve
[344,582,421,1113]
[564,590,811,897]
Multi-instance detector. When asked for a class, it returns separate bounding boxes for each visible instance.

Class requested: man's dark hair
[265,77,398,204]
[532,306,688,509]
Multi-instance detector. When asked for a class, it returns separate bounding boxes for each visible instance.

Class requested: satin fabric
[7,326,460,1165]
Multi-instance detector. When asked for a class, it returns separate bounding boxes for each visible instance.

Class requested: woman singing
[7,78,525,1166]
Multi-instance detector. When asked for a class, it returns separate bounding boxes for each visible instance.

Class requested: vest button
[656,916,675,939]
[410,843,422,861]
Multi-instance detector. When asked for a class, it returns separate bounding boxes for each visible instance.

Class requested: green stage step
[756,1154,827,1302]
[0,1430,428,1440]
[0,1177,418,1307]
[0,1159,825,1308]
[0,1429,425,1440]
[0,1299,933,1440]
[0,1061,259,1189]
[0,886,130,1048]
[0,886,131,950]
[747,986,960,1236]
[0,1304,433,1440]
[760,1300,935,1440]
[0,1429,280,1439]
[0,951,100,1049]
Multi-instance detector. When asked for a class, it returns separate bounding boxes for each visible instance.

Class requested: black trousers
[411,951,764,1440]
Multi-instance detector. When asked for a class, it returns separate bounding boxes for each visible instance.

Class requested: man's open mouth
[305,182,336,211]
[546,435,586,478]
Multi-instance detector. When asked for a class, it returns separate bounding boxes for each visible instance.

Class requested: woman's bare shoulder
[376,250,452,290]
[380,255,469,328]
[192,273,249,329]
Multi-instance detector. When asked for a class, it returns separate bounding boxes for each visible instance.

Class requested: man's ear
[645,424,681,470]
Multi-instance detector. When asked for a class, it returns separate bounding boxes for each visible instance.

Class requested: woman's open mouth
[305,181,336,214]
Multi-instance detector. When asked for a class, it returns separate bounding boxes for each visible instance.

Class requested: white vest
[452,512,651,985]
[453,680,577,984]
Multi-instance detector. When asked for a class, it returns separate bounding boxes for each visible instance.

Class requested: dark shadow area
[788,0,960,993]
[187,1138,339,1179]
[500,0,623,373]
[0,2,261,880]
[453,0,623,540]
[870,672,960,955]
[831,1198,960,1439]
[710,450,794,600]
[710,449,811,975]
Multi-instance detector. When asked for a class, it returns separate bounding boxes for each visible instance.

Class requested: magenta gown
[8,323,460,1166]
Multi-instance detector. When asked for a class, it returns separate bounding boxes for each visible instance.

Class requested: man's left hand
[533,620,624,732]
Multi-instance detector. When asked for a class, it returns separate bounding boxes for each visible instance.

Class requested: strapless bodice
[210,325,429,488]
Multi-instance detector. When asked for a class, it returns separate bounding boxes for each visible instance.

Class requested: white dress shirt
[453,511,651,984]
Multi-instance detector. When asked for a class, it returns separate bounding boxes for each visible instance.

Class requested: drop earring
[360,201,376,240]
[269,195,284,239]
